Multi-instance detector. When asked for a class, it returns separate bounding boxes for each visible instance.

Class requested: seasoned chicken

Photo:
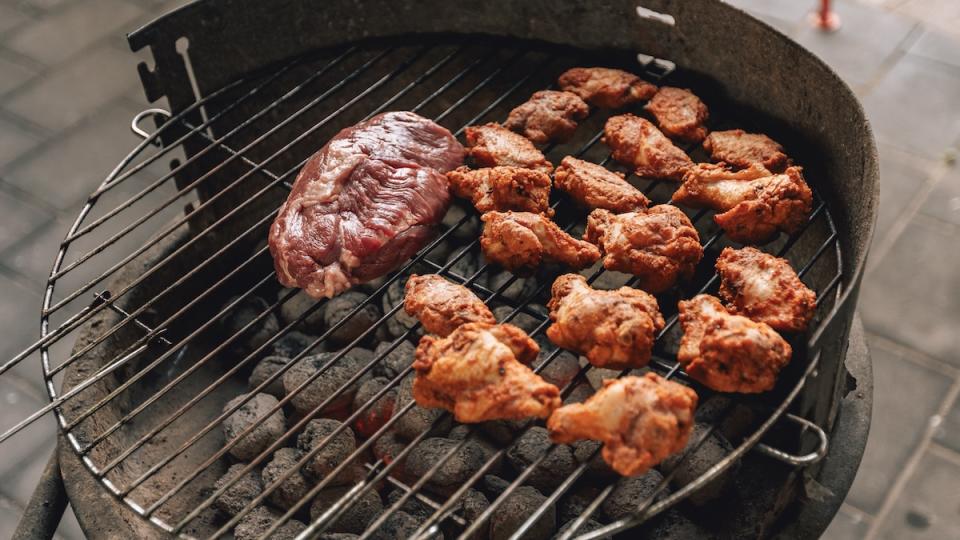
[548,373,698,476]
[603,114,694,181]
[446,165,553,216]
[464,123,553,173]
[413,322,561,422]
[547,274,664,369]
[673,163,813,244]
[553,156,650,213]
[404,274,496,337]
[677,295,792,393]
[585,206,703,293]
[480,211,601,275]
[716,247,816,333]
[557,67,658,109]
[504,90,590,144]
[644,87,709,143]
[703,129,790,172]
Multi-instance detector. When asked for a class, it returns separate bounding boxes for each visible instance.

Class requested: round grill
[18,38,843,538]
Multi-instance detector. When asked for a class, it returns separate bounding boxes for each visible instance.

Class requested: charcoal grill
[2,1,878,538]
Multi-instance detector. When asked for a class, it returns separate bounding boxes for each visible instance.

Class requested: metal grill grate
[1,38,843,539]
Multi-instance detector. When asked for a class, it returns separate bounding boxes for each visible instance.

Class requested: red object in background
[809,0,842,31]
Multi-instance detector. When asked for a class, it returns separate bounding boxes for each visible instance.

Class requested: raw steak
[269,111,464,298]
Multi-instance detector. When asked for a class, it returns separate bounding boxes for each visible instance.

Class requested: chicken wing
[404,274,496,337]
[504,90,590,144]
[677,294,792,393]
[716,247,816,333]
[557,67,658,109]
[464,123,553,173]
[547,274,664,369]
[553,156,650,212]
[446,165,553,216]
[644,87,709,143]
[673,163,813,244]
[548,373,697,476]
[703,129,790,172]
[413,322,561,422]
[603,114,694,181]
[480,211,601,275]
[585,206,703,293]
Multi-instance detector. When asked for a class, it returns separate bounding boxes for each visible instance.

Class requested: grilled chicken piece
[553,156,650,213]
[703,129,790,172]
[480,211,601,275]
[644,87,709,143]
[547,274,664,369]
[557,67,658,109]
[404,274,496,337]
[585,206,703,293]
[446,166,553,216]
[548,373,697,476]
[677,295,792,393]
[413,322,561,422]
[716,247,816,333]
[603,114,693,181]
[673,163,813,244]
[464,123,553,173]
[504,90,590,144]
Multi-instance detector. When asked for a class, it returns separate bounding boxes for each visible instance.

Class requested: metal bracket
[754,413,829,466]
[130,108,172,146]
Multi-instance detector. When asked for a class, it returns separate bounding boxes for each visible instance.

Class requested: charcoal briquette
[489,486,555,540]
[394,373,452,439]
[261,447,310,510]
[282,352,372,415]
[310,486,384,534]
[233,506,306,540]
[222,296,280,354]
[278,289,325,332]
[352,376,397,438]
[296,418,362,485]
[213,463,263,516]
[601,470,665,521]
[248,355,292,398]
[222,393,286,460]
[506,426,575,491]
[323,291,382,346]
[406,437,485,493]
[373,339,416,378]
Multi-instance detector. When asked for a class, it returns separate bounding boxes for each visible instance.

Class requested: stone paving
[0,0,958,538]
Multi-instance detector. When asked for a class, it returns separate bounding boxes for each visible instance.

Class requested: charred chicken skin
[557,67,658,109]
[716,247,816,333]
[644,87,709,143]
[446,165,554,216]
[585,206,703,293]
[603,114,694,181]
[404,274,496,337]
[464,123,553,174]
[703,129,790,172]
[504,90,590,144]
[553,156,650,213]
[548,373,698,476]
[677,295,792,393]
[480,211,601,275]
[413,322,561,422]
[673,163,813,244]
[547,274,664,369]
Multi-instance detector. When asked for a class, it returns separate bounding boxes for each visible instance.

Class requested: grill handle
[130,108,171,145]
[754,413,829,466]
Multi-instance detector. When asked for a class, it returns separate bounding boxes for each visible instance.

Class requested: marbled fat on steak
[269,112,464,298]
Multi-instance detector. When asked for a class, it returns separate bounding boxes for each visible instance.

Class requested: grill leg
[13,450,68,540]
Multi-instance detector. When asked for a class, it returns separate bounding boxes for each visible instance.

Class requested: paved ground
[0,0,957,538]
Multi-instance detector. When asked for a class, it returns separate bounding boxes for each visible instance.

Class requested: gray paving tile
[4,99,154,210]
[895,0,960,42]
[0,115,43,170]
[0,186,52,252]
[0,51,39,97]
[822,507,870,540]
[918,163,960,226]
[934,393,960,453]
[725,0,813,23]
[792,0,918,87]
[909,28,960,69]
[0,376,57,479]
[2,45,140,131]
[0,496,22,540]
[859,216,960,367]
[0,271,43,358]
[0,4,31,37]
[873,146,935,243]
[6,0,142,66]
[862,54,960,158]
[845,336,953,513]
[878,447,960,540]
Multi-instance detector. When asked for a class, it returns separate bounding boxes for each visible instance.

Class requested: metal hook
[754,413,829,466]
[130,108,172,146]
